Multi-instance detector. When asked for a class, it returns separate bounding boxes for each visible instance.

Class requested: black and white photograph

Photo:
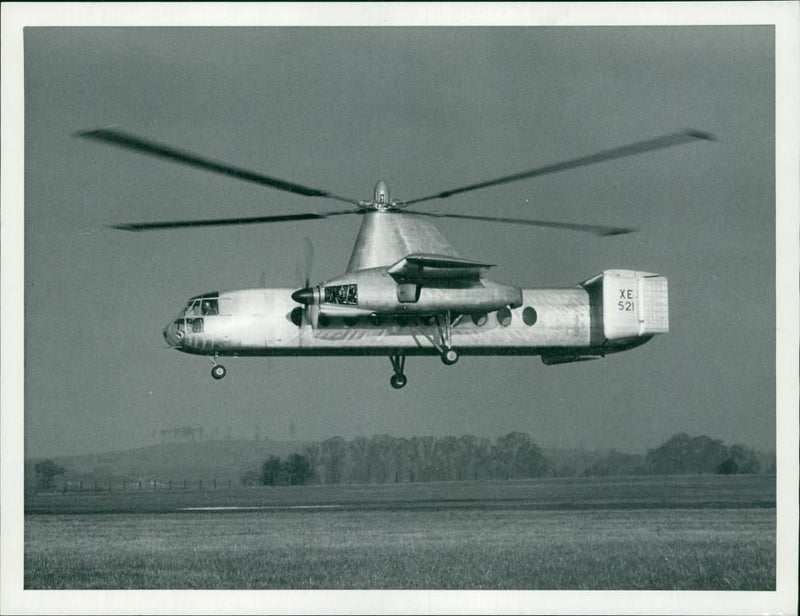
[1,3,797,614]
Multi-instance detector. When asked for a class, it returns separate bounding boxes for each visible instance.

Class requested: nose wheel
[211,363,227,380]
[390,373,407,389]
[389,354,407,389]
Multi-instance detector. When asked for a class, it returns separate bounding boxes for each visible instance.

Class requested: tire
[441,349,459,365]
[390,374,407,389]
[211,364,227,380]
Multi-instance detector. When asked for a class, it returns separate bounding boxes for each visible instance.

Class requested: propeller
[301,236,314,288]
[291,237,319,331]
[78,127,714,235]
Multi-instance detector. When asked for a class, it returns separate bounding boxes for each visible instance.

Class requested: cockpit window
[201,299,218,315]
[324,284,358,305]
[184,300,201,316]
[184,295,219,316]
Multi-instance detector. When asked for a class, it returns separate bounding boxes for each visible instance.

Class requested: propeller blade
[77,128,362,206]
[309,303,320,330]
[396,129,715,207]
[110,209,361,231]
[413,211,635,236]
[302,237,314,288]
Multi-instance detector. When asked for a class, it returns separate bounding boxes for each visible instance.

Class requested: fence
[47,478,236,493]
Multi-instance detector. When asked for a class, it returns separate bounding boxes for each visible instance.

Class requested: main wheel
[390,374,407,389]
[441,349,459,365]
[211,364,227,380]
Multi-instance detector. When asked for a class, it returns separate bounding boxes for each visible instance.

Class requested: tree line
[28,432,771,492]
[248,432,551,486]
[247,432,769,487]
[243,453,314,486]
[581,433,765,476]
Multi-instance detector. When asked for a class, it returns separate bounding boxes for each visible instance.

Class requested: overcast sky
[21,25,777,458]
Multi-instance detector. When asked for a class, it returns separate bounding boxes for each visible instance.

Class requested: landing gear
[435,311,460,366]
[211,358,227,380]
[389,354,407,389]
[384,311,463,387]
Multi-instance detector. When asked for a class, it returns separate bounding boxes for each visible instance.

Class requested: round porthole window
[471,313,488,327]
[497,307,512,327]
[522,306,538,326]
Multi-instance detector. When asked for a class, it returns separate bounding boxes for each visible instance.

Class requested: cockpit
[183,293,219,316]
[163,292,219,347]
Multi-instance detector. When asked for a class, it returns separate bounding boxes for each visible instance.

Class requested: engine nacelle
[582,269,669,341]
[319,268,522,317]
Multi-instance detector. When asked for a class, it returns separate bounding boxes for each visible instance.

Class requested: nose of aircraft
[163,320,184,348]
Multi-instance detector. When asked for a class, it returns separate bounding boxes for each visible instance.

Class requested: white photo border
[2,3,797,614]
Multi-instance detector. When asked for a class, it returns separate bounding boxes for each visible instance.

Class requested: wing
[387,253,494,282]
[346,211,461,272]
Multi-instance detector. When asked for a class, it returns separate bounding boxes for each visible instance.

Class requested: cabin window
[522,306,538,326]
[187,318,203,333]
[324,284,358,305]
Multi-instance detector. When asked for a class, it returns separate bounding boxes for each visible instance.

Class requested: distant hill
[28,437,595,489]
[25,439,306,491]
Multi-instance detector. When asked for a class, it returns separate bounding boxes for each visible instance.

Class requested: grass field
[24,474,775,590]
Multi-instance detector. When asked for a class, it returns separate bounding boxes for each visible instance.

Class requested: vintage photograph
[2,3,797,615]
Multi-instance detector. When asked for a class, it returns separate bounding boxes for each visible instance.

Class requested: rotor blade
[77,128,362,206]
[413,211,635,236]
[110,209,361,231]
[396,129,715,207]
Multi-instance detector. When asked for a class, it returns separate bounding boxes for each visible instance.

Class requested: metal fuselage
[163,285,653,360]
